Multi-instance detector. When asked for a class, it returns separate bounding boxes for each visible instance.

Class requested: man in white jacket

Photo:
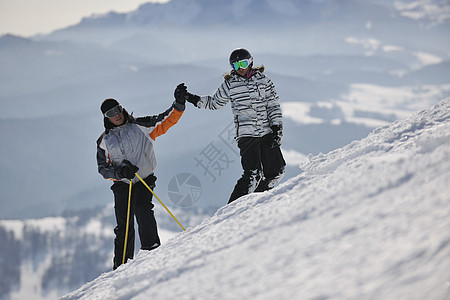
[180,48,286,204]
[96,86,185,270]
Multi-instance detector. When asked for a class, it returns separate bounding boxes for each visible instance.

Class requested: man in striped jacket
[181,48,286,204]
[96,88,185,270]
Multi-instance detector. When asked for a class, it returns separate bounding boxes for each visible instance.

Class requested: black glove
[270,125,283,148]
[174,83,187,105]
[119,160,139,179]
[185,91,200,107]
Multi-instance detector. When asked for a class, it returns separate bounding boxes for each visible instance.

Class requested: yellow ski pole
[122,180,133,265]
[135,173,186,231]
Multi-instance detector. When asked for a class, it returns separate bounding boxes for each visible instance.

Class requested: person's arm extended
[136,101,184,141]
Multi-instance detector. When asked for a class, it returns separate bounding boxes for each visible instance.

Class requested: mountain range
[1,0,448,219]
[0,0,449,298]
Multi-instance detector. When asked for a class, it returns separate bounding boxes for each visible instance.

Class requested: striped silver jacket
[197,67,283,141]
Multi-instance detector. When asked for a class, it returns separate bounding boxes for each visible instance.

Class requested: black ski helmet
[229,48,252,64]
[101,98,120,115]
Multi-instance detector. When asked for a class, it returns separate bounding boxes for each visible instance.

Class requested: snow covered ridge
[394,0,450,26]
[62,98,450,300]
[0,217,67,240]
[0,206,209,299]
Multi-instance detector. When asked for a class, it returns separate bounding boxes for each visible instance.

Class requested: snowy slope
[61,98,450,300]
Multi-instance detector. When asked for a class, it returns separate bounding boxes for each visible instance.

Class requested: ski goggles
[104,105,123,118]
[231,58,253,71]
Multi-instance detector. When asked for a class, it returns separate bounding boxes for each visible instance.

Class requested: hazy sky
[0,0,169,37]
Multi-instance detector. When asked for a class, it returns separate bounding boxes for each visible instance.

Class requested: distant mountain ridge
[0,205,209,300]
[57,0,450,30]
[63,0,389,28]
[39,0,449,65]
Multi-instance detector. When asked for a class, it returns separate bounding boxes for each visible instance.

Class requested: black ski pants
[111,174,160,269]
[228,133,286,204]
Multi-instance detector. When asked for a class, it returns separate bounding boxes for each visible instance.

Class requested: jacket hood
[223,65,265,81]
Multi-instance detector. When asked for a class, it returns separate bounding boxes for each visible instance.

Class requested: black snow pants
[228,133,286,204]
[111,174,160,269]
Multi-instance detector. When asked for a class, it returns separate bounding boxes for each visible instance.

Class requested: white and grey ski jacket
[96,101,184,184]
[196,67,283,141]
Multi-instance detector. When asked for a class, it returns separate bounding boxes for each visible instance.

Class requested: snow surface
[61,98,450,300]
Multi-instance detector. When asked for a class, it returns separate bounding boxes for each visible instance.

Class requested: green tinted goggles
[231,58,253,71]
